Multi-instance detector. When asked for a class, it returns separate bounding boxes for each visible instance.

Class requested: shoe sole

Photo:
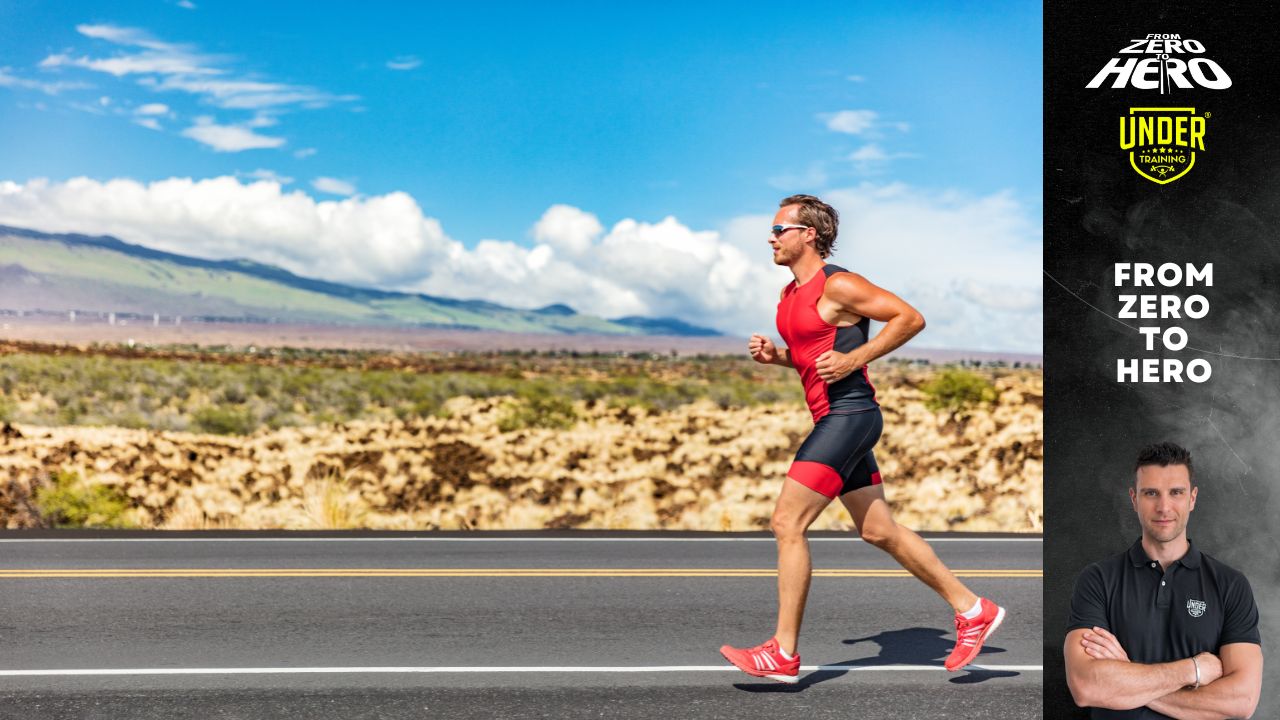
[719,648,799,684]
[947,605,1006,672]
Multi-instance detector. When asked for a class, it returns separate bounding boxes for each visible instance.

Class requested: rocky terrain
[0,373,1041,532]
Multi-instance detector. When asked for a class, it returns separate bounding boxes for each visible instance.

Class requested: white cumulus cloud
[818,183,1042,352]
[0,176,1041,351]
[135,103,170,115]
[0,176,450,288]
[532,204,603,255]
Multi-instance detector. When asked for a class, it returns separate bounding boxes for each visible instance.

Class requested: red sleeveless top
[776,264,878,422]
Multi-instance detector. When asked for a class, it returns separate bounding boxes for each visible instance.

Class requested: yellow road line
[0,568,1041,579]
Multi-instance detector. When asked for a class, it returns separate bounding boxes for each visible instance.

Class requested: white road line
[0,537,1042,544]
[0,664,1043,677]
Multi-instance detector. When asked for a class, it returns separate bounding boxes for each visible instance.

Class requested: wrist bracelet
[1191,656,1200,690]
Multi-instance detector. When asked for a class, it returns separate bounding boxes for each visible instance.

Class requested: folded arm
[1146,643,1263,720]
[1064,627,1201,710]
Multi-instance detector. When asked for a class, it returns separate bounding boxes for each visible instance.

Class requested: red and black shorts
[787,409,883,499]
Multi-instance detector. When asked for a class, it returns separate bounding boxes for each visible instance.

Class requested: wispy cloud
[294,147,317,159]
[177,0,197,9]
[131,102,171,130]
[0,67,91,95]
[767,162,829,192]
[847,143,916,174]
[182,117,285,152]
[386,55,422,71]
[245,113,278,128]
[311,177,356,196]
[41,25,221,77]
[35,22,355,149]
[243,169,294,185]
[819,109,910,137]
[141,75,355,110]
[822,109,878,135]
[849,144,889,163]
[846,74,866,83]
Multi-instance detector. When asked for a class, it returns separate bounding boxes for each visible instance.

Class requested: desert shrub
[0,349,806,431]
[0,393,14,422]
[498,394,579,431]
[921,368,997,413]
[34,471,136,528]
[299,469,369,530]
[192,405,257,435]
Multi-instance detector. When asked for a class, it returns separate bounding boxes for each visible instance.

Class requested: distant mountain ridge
[0,225,721,336]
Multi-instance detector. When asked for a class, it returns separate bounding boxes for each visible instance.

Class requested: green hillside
[0,226,718,336]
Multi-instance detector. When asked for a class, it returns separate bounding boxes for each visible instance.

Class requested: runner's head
[1129,442,1197,544]
[776,194,839,259]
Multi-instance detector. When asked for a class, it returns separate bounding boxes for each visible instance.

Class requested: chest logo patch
[1187,599,1207,618]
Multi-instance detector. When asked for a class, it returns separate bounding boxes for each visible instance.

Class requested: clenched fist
[814,350,857,383]
[748,334,779,365]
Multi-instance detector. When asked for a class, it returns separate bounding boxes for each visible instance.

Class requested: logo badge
[1187,599,1207,618]
[1120,107,1207,184]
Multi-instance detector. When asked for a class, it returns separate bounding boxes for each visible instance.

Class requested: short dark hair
[779,194,839,258]
[1134,442,1194,483]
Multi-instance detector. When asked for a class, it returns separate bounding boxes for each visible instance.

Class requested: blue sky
[0,1,1043,352]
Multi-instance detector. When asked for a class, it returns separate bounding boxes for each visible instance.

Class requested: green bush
[192,405,257,435]
[498,395,579,432]
[34,471,136,529]
[921,369,998,413]
[0,393,14,422]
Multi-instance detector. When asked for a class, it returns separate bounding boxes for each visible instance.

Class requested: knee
[771,513,807,543]
[858,519,897,549]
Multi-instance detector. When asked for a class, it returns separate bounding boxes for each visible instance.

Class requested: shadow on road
[733,626,1017,692]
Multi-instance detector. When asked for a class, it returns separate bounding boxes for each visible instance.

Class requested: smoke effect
[1045,4,1280,717]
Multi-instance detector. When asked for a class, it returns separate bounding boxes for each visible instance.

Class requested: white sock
[960,598,984,619]
[777,646,795,660]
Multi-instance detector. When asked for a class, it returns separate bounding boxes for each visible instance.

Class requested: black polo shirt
[1066,538,1261,720]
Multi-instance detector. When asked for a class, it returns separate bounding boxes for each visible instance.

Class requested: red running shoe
[945,598,1006,671]
[719,637,800,684]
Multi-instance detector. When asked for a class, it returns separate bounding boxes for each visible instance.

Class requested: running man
[719,194,1005,683]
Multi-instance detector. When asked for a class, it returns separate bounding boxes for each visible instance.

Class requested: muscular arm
[1064,627,1199,710]
[1146,643,1263,720]
[818,272,925,375]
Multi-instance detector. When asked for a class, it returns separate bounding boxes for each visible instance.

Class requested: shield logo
[1187,599,1207,618]
[1119,107,1207,185]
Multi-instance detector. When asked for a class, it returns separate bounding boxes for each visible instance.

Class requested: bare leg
[771,477,833,655]
[839,484,978,613]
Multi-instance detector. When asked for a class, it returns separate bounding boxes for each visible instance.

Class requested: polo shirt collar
[1126,537,1201,568]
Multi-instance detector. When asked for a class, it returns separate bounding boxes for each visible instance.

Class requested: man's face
[1129,464,1197,544]
[769,205,813,266]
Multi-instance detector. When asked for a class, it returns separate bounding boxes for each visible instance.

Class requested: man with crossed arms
[1065,442,1263,719]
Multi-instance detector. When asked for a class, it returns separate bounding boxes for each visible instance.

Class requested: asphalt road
[0,532,1043,719]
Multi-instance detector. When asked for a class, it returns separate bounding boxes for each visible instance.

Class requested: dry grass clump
[0,370,1040,532]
